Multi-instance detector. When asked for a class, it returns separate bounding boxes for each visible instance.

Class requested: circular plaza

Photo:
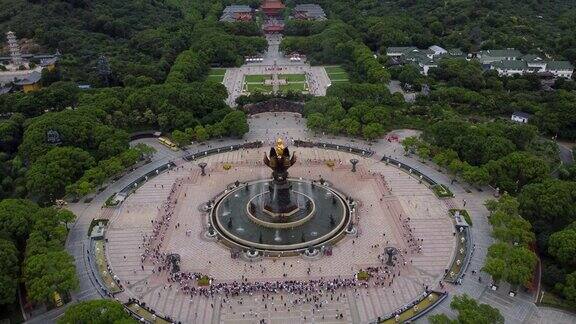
[102,135,458,323]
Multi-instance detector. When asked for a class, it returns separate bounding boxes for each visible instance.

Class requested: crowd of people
[140,178,183,270]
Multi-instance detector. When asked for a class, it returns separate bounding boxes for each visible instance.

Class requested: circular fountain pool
[210,179,351,253]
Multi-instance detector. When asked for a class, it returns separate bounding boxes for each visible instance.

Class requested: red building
[261,0,285,16]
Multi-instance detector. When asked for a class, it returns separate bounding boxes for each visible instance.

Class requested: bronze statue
[263,138,296,183]
[263,138,298,215]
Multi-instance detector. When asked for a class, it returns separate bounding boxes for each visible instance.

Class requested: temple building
[0,31,60,93]
[220,5,253,22]
[261,0,285,16]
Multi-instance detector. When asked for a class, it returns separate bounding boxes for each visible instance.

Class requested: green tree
[548,227,576,266]
[518,180,576,233]
[562,272,576,302]
[171,130,191,147]
[194,125,209,142]
[0,199,40,243]
[362,123,384,140]
[0,239,19,305]
[23,250,79,303]
[450,294,504,324]
[221,111,249,138]
[26,147,95,202]
[58,299,137,324]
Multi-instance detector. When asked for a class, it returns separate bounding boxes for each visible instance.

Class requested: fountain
[210,138,351,253]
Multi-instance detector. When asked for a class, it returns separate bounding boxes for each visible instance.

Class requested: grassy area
[325,65,350,81]
[380,292,442,323]
[444,230,468,282]
[539,291,576,313]
[246,83,273,93]
[209,68,226,76]
[206,68,226,83]
[279,82,306,93]
[279,74,306,82]
[450,209,472,226]
[244,74,271,83]
[207,74,225,82]
[126,303,172,324]
[432,184,454,198]
[325,66,346,74]
[94,240,123,294]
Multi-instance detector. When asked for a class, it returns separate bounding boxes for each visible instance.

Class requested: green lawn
[208,68,226,76]
[245,74,271,83]
[207,74,225,82]
[279,74,306,82]
[279,82,306,93]
[380,292,441,323]
[207,68,226,82]
[246,83,273,93]
[94,240,122,294]
[325,66,346,74]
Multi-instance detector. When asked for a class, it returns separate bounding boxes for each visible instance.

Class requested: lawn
[279,74,306,82]
[325,66,346,74]
[325,65,350,82]
[432,184,454,198]
[207,68,226,82]
[94,240,122,294]
[245,74,271,83]
[207,74,225,82]
[279,82,306,93]
[380,292,442,323]
[246,83,273,93]
[127,303,172,324]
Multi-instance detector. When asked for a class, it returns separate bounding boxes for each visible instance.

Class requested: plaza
[222,34,331,106]
[103,144,455,323]
[46,113,573,324]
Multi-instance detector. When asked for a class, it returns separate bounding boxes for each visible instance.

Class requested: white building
[511,111,531,123]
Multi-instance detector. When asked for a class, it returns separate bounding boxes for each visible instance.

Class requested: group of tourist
[400,215,423,254]
[140,179,183,268]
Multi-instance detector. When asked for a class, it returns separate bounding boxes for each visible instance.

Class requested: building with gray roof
[220,5,253,22]
[292,4,326,21]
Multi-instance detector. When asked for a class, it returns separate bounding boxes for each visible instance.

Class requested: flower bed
[449,209,472,226]
[197,275,211,286]
[432,184,454,198]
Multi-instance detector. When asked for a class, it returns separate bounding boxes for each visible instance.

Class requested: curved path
[26,112,576,323]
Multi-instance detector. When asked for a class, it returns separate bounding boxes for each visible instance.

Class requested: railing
[183,141,263,161]
[380,155,438,187]
[294,140,375,157]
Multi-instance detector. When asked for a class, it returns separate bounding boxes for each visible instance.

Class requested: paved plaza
[44,113,576,324]
[104,147,455,323]
[223,35,331,106]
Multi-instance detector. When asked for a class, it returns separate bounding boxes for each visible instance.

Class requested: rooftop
[546,61,574,70]
[512,111,532,119]
[386,47,417,54]
[13,71,42,85]
[479,49,522,58]
[293,4,326,20]
[491,60,527,70]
